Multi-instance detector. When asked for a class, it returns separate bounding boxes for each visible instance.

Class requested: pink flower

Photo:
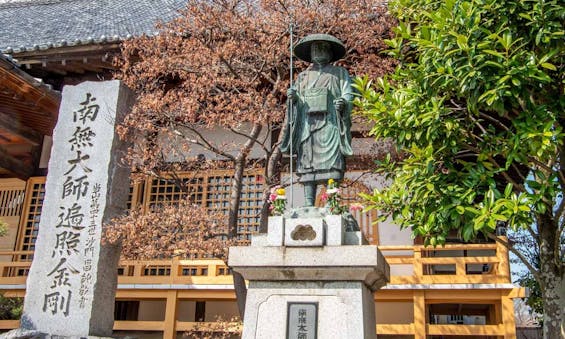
[320,192,328,201]
[349,203,364,212]
[269,193,277,201]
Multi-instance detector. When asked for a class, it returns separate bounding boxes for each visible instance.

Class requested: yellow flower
[276,188,286,196]
[328,178,335,185]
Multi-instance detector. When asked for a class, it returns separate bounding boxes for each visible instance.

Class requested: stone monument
[229,34,390,339]
[7,80,132,338]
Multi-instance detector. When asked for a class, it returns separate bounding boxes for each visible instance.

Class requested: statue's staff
[288,22,294,209]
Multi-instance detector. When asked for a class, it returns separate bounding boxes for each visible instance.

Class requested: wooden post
[163,290,178,339]
[413,290,426,339]
[171,257,180,284]
[208,263,218,277]
[414,248,423,279]
[133,263,143,278]
[455,257,466,276]
[496,237,511,280]
[501,295,516,339]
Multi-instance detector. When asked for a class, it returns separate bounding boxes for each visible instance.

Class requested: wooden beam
[427,324,504,336]
[0,113,43,145]
[376,324,414,335]
[113,320,164,331]
[0,145,33,180]
[13,43,120,59]
[0,320,19,330]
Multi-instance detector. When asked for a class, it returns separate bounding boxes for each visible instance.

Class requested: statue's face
[311,41,332,65]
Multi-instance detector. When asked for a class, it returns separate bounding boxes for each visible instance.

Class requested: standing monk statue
[281,34,353,207]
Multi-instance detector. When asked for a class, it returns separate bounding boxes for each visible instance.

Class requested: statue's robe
[281,63,353,183]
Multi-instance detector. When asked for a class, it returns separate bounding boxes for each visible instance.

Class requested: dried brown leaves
[183,316,242,339]
[115,0,396,173]
[104,198,232,261]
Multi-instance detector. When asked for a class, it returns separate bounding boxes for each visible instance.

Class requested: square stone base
[242,281,376,339]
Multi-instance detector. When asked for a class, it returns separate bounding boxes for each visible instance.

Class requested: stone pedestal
[229,209,389,339]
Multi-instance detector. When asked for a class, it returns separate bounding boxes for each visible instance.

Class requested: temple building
[0,1,524,338]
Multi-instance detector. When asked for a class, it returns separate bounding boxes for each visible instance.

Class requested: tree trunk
[228,158,247,318]
[226,123,262,320]
[540,270,564,339]
[228,158,245,238]
[259,142,283,233]
[538,214,564,339]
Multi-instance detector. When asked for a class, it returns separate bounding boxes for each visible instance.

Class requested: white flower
[276,195,287,200]
[327,188,339,194]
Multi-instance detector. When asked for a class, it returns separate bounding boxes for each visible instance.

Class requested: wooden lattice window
[205,172,263,241]
[146,175,205,209]
[143,170,264,243]
[127,180,144,211]
[15,177,46,261]
[15,170,265,258]
[0,179,26,218]
[16,177,141,260]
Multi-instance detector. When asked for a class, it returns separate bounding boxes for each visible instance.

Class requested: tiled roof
[0,0,187,53]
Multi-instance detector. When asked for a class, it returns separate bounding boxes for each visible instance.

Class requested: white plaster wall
[161,123,271,162]
[375,302,414,324]
[39,136,52,169]
[205,301,240,321]
[138,300,166,321]
[176,300,196,321]
[390,264,413,276]
[39,123,271,166]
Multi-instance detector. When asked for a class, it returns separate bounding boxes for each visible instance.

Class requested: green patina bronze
[281,34,353,207]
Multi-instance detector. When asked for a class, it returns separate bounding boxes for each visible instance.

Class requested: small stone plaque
[286,302,318,339]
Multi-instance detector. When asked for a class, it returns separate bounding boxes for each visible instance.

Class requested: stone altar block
[229,209,389,339]
[17,81,132,338]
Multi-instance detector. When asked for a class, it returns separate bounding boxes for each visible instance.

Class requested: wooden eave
[0,57,60,131]
[11,43,120,77]
[0,57,61,179]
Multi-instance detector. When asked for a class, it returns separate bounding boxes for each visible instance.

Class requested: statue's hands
[334,98,346,112]
[287,87,298,103]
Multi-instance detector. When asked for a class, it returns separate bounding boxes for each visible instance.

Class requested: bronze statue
[281,34,353,207]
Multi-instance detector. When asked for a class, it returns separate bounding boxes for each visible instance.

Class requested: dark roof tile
[0,0,187,53]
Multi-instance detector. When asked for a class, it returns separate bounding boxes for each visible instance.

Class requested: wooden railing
[0,320,243,333]
[375,324,506,336]
[0,320,508,336]
[0,243,514,337]
[117,258,233,285]
[379,242,511,284]
[0,242,511,288]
